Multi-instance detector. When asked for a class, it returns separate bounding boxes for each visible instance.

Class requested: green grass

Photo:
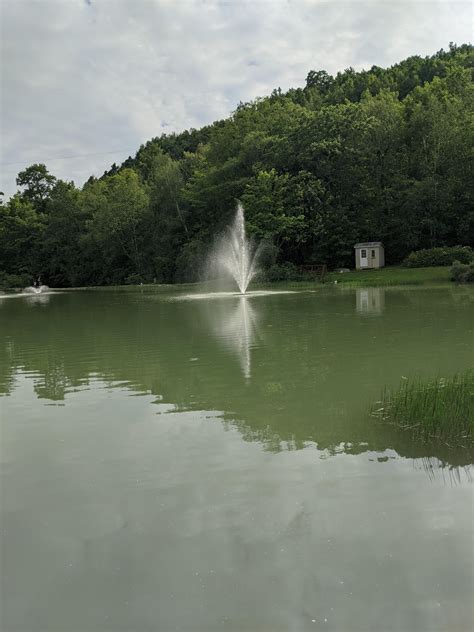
[250,265,452,291]
[371,370,474,446]
[326,266,452,287]
[37,265,453,292]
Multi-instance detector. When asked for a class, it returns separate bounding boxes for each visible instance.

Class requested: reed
[372,370,474,446]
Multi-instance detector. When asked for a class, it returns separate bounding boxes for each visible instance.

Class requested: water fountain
[212,203,261,294]
[23,284,50,295]
[174,203,295,301]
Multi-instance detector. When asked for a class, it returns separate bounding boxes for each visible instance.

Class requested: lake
[1,285,472,631]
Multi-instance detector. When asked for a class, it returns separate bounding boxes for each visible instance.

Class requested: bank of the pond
[325,265,452,287]
[248,265,453,291]
[0,265,455,293]
[372,370,474,447]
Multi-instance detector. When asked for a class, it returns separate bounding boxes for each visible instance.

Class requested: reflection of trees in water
[33,361,68,401]
[0,339,16,396]
[1,289,472,469]
[220,409,473,468]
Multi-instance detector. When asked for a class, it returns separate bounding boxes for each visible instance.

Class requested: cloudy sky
[1,0,472,199]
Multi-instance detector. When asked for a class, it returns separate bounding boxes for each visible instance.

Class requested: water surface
[1,285,472,631]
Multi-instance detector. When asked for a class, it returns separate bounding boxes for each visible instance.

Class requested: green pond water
[1,285,473,632]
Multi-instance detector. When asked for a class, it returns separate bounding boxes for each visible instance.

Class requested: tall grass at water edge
[372,370,474,446]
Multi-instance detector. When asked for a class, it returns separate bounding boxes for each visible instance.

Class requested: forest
[1,43,473,287]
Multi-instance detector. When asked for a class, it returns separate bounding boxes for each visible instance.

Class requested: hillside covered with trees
[1,43,473,287]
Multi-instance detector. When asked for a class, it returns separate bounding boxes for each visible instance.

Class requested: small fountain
[212,203,260,294]
[174,203,294,301]
[23,284,50,295]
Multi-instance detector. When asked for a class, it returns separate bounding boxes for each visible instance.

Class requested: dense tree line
[1,44,473,287]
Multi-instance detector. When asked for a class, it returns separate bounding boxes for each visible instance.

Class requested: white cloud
[1,0,472,198]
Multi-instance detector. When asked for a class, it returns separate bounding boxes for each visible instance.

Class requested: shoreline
[0,266,460,293]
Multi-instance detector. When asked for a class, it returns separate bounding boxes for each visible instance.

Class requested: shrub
[257,242,279,269]
[174,239,207,283]
[0,271,33,289]
[124,273,144,285]
[403,246,473,268]
[264,262,302,281]
[451,261,474,283]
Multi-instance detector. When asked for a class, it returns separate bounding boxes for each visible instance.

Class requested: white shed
[354,242,385,270]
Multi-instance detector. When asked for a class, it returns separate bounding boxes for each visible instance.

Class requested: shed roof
[354,242,383,248]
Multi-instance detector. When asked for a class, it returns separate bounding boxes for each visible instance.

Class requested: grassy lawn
[325,266,452,287]
[4,266,454,292]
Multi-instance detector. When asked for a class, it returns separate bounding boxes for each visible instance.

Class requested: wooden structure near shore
[299,264,327,280]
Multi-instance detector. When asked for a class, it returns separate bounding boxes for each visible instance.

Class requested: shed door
[360,248,368,267]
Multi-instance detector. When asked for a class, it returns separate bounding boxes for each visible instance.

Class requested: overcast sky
[1,0,472,199]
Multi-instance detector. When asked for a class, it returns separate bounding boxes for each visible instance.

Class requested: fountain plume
[210,203,260,294]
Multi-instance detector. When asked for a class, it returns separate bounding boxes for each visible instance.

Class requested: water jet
[210,203,260,294]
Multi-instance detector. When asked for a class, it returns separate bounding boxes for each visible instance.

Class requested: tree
[405,71,474,247]
[40,180,86,286]
[84,169,149,280]
[305,69,333,93]
[16,163,56,207]
[0,194,46,277]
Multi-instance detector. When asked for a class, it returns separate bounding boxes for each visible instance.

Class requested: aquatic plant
[372,370,474,446]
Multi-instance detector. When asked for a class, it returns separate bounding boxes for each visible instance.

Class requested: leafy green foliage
[451,261,474,283]
[403,246,473,267]
[16,163,56,207]
[1,44,473,287]
[0,271,33,289]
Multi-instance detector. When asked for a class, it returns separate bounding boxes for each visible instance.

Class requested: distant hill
[2,43,473,287]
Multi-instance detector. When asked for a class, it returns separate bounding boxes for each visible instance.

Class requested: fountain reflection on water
[206,295,259,380]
